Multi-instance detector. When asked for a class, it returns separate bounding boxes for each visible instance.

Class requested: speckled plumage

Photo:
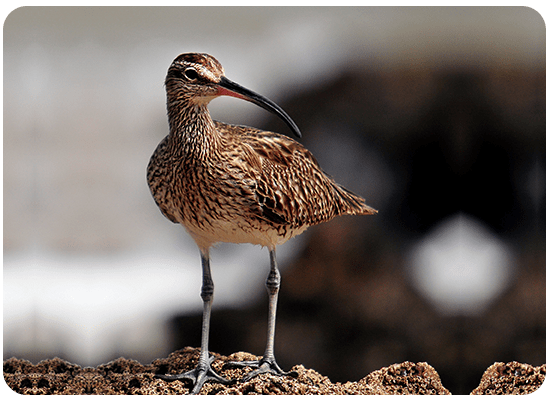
[148,53,376,393]
[147,53,376,252]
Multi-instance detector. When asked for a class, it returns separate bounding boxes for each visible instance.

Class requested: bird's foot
[155,355,231,394]
[225,356,298,382]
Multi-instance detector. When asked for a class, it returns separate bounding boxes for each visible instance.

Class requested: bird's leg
[155,249,231,394]
[226,248,296,381]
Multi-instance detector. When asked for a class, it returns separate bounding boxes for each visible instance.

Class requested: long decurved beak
[216,76,302,138]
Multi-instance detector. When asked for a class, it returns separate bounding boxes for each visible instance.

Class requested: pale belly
[183,216,308,251]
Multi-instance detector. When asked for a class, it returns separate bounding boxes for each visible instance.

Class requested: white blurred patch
[3,243,298,366]
[408,213,514,316]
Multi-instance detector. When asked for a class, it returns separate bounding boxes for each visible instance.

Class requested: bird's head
[165,53,301,138]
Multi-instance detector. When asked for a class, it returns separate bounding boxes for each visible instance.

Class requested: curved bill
[216,76,302,138]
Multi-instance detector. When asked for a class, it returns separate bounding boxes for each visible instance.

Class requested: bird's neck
[167,100,220,159]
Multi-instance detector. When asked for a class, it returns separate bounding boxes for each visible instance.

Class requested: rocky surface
[470,361,546,395]
[3,347,544,395]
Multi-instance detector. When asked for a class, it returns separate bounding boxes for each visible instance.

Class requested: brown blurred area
[169,65,545,394]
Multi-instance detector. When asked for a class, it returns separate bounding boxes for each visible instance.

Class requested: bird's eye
[183,68,199,81]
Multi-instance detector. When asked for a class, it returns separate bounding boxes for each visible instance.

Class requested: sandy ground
[3,347,545,395]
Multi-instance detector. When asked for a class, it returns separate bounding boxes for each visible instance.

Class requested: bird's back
[216,122,376,227]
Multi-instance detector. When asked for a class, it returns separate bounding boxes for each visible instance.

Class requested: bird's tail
[333,183,378,216]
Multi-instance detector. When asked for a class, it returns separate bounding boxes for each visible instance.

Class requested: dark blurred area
[167,66,545,394]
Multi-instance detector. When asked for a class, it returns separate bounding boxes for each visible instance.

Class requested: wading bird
[147,53,377,394]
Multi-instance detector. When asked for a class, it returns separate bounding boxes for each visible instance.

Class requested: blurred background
[3,6,545,395]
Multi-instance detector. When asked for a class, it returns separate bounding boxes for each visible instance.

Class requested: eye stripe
[173,61,218,81]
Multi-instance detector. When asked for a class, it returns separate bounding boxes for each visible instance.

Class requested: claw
[156,355,231,394]
[225,357,297,382]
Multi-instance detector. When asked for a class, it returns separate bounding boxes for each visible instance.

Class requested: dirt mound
[3,347,544,395]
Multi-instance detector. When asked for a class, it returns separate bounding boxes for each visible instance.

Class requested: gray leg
[227,247,296,381]
[155,249,231,394]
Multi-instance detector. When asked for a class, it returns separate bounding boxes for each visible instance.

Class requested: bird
[147,52,377,394]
